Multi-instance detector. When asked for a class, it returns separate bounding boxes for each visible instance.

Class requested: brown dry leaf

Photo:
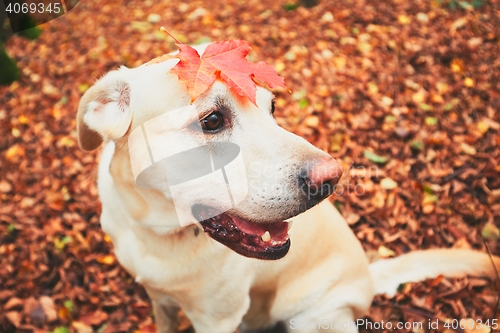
[79,310,109,327]
[4,297,24,311]
[450,17,468,35]
[72,321,93,333]
[460,142,477,155]
[0,180,13,193]
[45,192,65,211]
[39,296,58,323]
[5,311,21,327]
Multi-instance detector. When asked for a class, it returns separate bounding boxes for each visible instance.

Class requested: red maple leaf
[168,39,286,105]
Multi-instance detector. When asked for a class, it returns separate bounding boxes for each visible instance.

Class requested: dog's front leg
[152,299,182,333]
[182,294,251,333]
[146,289,181,333]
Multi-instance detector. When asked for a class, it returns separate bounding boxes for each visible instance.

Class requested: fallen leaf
[464,77,474,87]
[450,17,467,35]
[4,297,23,311]
[410,140,424,150]
[54,327,71,333]
[79,310,109,327]
[363,150,388,164]
[380,177,398,190]
[305,116,319,127]
[5,311,21,327]
[168,38,286,105]
[398,15,411,24]
[72,322,93,333]
[40,296,58,322]
[422,192,438,205]
[96,255,116,265]
[0,180,13,193]
[482,223,500,241]
[450,58,464,73]
[460,142,476,155]
[5,144,25,160]
[378,245,396,258]
[345,213,361,225]
[425,117,438,125]
[467,37,483,49]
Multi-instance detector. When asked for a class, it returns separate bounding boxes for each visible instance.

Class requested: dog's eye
[271,99,276,115]
[201,112,224,131]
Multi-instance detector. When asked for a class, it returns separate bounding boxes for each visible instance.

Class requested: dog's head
[77,44,343,260]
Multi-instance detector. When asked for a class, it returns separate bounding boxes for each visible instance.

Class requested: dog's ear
[77,69,132,151]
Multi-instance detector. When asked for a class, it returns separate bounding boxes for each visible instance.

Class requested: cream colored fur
[77,46,500,333]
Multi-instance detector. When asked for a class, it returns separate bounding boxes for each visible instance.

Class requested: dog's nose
[307,158,343,187]
[299,157,343,202]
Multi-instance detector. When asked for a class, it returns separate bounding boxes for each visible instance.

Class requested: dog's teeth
[287,221,293,231]
[261,231,271,242]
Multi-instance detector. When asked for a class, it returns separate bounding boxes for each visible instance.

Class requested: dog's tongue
[230,216,289,242]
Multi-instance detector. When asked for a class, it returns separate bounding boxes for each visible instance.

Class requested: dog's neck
[108,140,190,235]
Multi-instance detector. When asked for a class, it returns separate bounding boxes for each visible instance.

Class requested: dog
[77,43,500,333]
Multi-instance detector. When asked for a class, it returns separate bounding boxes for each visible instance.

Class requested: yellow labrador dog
[77,44,500,333]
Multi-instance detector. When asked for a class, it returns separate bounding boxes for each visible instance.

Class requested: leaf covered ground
[1,0,500,332]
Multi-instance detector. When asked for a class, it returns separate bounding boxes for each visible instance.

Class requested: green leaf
[419,103,434,111]
[384,115,396,123]
[422,192,438,205]
[482,223,500,241]
[97,324,107,333]
[59,96,68,105]
[62,236,73,244]
[425,117,438,126]
[64,300,75,313]
[282,3,299,10]
[422,184,434,194]
[7,224,15,233]
[363,150,388,164]
[54,236,72,251]
[410,140,424,150]
[333,94,343,102]
[443,103,454,111]
[53,327,70,333]
[291,89,307,101]
[459,1,473,9]
[472,0,486,8]
[298,99,309,109]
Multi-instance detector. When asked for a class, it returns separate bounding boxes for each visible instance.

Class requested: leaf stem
[160,27,183,44]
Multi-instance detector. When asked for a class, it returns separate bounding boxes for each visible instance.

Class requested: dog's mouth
[192,205,291,260]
